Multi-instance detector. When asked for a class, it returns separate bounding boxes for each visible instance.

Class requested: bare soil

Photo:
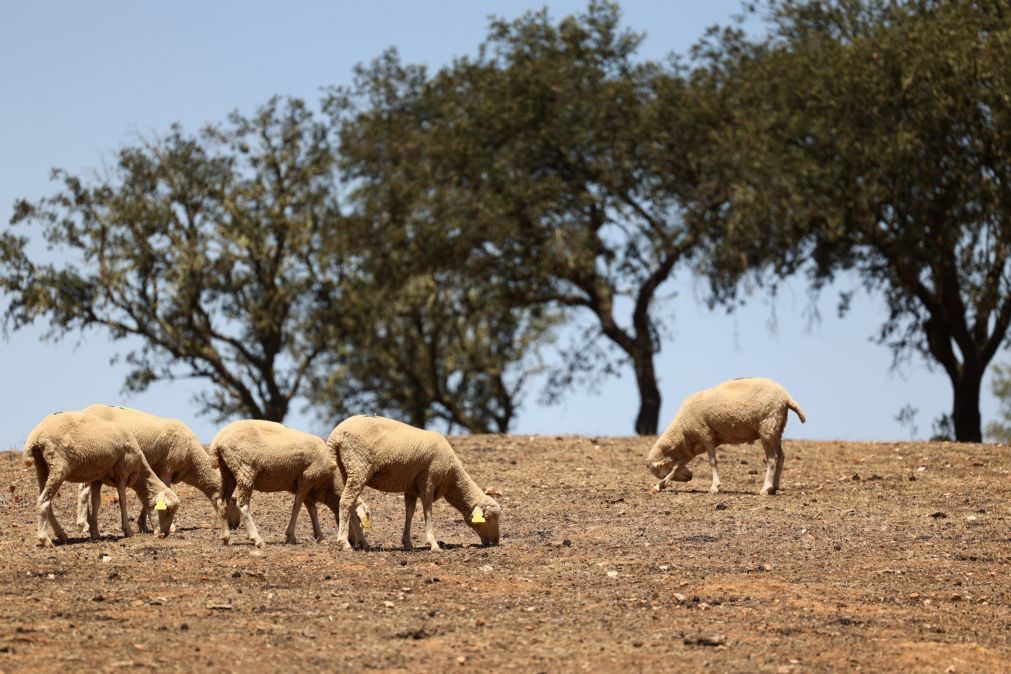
[0,436,1009,673]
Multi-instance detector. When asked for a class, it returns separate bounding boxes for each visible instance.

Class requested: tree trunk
[952,366,983,442]
[632,351,661,436]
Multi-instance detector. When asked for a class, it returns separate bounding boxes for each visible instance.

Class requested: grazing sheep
[23,411,180,546]
[327,415,501,552]
[646,378,806,496]
[208,419,370,549]
[75,404,240,533]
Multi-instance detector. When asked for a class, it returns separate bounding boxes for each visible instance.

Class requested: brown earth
[0,436,1009,673]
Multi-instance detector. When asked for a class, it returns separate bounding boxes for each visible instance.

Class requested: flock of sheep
[21,377,802,550]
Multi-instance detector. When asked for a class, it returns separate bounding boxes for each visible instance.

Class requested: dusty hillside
[0,436,1008,672]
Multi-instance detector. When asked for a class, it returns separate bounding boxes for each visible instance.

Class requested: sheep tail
[22,437,47,467]
[787,397,806,424]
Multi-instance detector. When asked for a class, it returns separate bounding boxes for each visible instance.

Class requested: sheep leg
[304,501,323,542]
[217,463,238,545]
[421,489,440,552]
[34,460,67,546]
[706,445,721,494]
[235,484,264,548]
[402,493,417,551]
[285,492,304,545]
[773,441,786,491]
[88,480,103,541]
[349,507,369,550]
[760,439,777,496]
[136,501,152,534]
[117,481,134,538]
[76,483,91,534]
[336,477,366,551]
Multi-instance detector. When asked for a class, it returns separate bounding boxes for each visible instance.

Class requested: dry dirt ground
[0,436,1009,673]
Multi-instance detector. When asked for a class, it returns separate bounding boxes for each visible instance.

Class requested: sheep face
[647,456,693,482]
[467,503,500,546]
[355,500,371,528]
[154,489,180,537]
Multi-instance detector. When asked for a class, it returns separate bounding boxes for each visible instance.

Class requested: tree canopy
[334,2,706,434]
[691,0,1011,441]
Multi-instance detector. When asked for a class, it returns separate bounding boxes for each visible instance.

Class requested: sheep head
[467,499,501,546]
[355,499,372,529]
[153,488,180,537]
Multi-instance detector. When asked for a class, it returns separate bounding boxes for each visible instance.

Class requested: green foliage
[3,97,342,421]
[691,0,1011,441]
[333,2,704,434]
[985,361,1011,443]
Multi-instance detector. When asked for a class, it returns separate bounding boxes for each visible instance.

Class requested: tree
[691,0,1011,441]
[986,361,1011,443]
[1,97,348,422]
[320,58,559,433]
[334,2,703,434]
[313,272,554,433]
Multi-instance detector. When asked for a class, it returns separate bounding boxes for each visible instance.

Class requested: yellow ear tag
[471,507,486,524]
[361,515,372,529]
[154,494,167,511]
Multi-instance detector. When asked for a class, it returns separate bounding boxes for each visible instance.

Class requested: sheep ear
[484,487,503,496]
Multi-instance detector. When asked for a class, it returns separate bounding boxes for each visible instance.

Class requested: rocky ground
[0,436,1008,672]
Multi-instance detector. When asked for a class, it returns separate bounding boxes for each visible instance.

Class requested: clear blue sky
[0,1,1000,447]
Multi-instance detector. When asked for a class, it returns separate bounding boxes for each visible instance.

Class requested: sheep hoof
[254,538,266,549]
[760,488,774,496]
[37,537,53,548]
[710,485,720,494]
[284,537,298,545]
[650,484,662,494]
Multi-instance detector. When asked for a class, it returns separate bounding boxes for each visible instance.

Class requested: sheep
[74,404,240,534]
[208,419,370,549]
[22,411,180,546]
[646,377,806,496]
[327,415,501,552]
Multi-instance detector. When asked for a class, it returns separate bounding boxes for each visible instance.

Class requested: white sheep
[208,419,370,549]
[327,415,501,552]
[646,377,806,495]
[23,411,180,546]
[75,404,240,533]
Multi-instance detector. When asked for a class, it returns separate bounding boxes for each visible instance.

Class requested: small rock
[658,565,670,572]
[684,634,726,647]
[149,597,167,606]
[930,512,948,519]
[475,618,486,627]
[852,474,861,481]
[965,515,977,522]
[606,570,619,578]
[562,539,571,547]
[917,466,927,472]
[715,503,727,511]
[673,593,687,603]
[206,603,233,611]
[480,564,493,573]
[457,656,467,665]
[747,469,759,475]
[249,550,266,558]
[100,554,112,563]
[383,601,395,608]
[231,570,242,578]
